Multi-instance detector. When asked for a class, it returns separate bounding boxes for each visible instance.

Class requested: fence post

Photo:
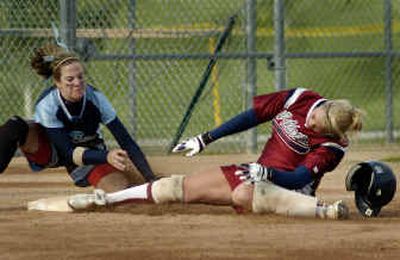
[245,0,257,153]
[384,0,394,143]
[128,0,137,138]
[273,0,286,91]
[59,0,76,50]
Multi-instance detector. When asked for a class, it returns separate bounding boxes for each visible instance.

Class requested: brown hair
[323,99,364,139]
[31,44,80,81]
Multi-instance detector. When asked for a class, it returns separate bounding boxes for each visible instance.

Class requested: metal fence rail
[0,0,398,155]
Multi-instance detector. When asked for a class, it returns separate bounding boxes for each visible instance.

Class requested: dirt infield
[0,144,400,260]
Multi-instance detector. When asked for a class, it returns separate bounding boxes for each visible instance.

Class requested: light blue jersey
[35,84,116,146]
[29,84,155,186]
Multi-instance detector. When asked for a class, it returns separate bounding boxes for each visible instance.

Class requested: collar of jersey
[56,88,87,122]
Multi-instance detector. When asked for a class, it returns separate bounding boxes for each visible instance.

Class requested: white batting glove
[234,163,272,184]
[172,134,207,157]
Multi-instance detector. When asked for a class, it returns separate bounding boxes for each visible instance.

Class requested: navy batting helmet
[345,160,396,217]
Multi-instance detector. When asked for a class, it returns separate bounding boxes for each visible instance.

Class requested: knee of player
[151,175,185,204]
[0,116,30,173]
[1,116,29,144]
[231,184,254,210]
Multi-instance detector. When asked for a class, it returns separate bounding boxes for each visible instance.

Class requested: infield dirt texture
[0,144,399,260]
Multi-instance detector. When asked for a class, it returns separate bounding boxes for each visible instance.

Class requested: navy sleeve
[208,109,259,141]
[45,128,108,165]
[269,166,313,190]
[106,117,156,181]
[83,149,108,164]
[45,128,75,165]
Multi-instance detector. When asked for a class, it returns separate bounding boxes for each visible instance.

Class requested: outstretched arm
[173,109,260,156]
[208,108,259,141]
[173,89,296,156]
[106,117,156,181]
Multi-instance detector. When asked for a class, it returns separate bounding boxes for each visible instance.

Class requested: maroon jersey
[253,88,347,179]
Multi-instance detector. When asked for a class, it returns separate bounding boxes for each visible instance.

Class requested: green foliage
[1,0,399,151]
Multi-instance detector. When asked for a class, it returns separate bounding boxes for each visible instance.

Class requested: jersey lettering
[273,110,310,154]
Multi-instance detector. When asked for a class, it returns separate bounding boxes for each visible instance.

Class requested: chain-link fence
[0,0,399,155]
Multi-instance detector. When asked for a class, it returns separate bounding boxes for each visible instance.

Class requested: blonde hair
[323,99,364,139]
[31,44,80,80]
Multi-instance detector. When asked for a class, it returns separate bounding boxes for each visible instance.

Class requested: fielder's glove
[172,132,213,157]
[234,163,272,184]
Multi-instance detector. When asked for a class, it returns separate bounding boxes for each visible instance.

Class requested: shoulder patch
[284,88,307,109]
[35,86,55,106]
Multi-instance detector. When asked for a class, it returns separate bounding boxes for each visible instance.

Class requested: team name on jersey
[69,130,98,144]
[273,110,310,154]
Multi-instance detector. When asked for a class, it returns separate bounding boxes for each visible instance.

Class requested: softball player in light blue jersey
[0,44,156,192]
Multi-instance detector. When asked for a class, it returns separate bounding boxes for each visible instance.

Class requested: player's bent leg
[183,166,232,205]
[108,168,236,205]
[231,183,254,211]
[95,171,131,193]
[68,165,133,211]
[105,167,233,206]
[105,175,185,205]
[87,164,134,192]
[124,158,146,184]
[68,175,185,211]
[252,181,317,217]
[68,166,234,211]
[19,122,42,154]
[251,181,349,220]
[0,116,29,173]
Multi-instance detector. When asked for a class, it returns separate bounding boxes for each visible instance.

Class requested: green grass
[382,156,400,163]
[0,0,399,154]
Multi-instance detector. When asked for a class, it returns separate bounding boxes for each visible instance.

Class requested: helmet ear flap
[354,189,380,217]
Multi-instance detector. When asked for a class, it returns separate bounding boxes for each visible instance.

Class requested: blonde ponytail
[324,100,364,139]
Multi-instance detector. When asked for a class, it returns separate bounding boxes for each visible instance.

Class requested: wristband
[201,132,214,145]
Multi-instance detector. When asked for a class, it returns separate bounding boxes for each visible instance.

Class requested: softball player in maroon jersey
[69,88,363,219]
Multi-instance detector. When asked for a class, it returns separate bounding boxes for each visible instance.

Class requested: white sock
[106,183,149,204]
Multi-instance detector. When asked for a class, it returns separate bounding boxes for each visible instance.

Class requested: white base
[27,196,73,212]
